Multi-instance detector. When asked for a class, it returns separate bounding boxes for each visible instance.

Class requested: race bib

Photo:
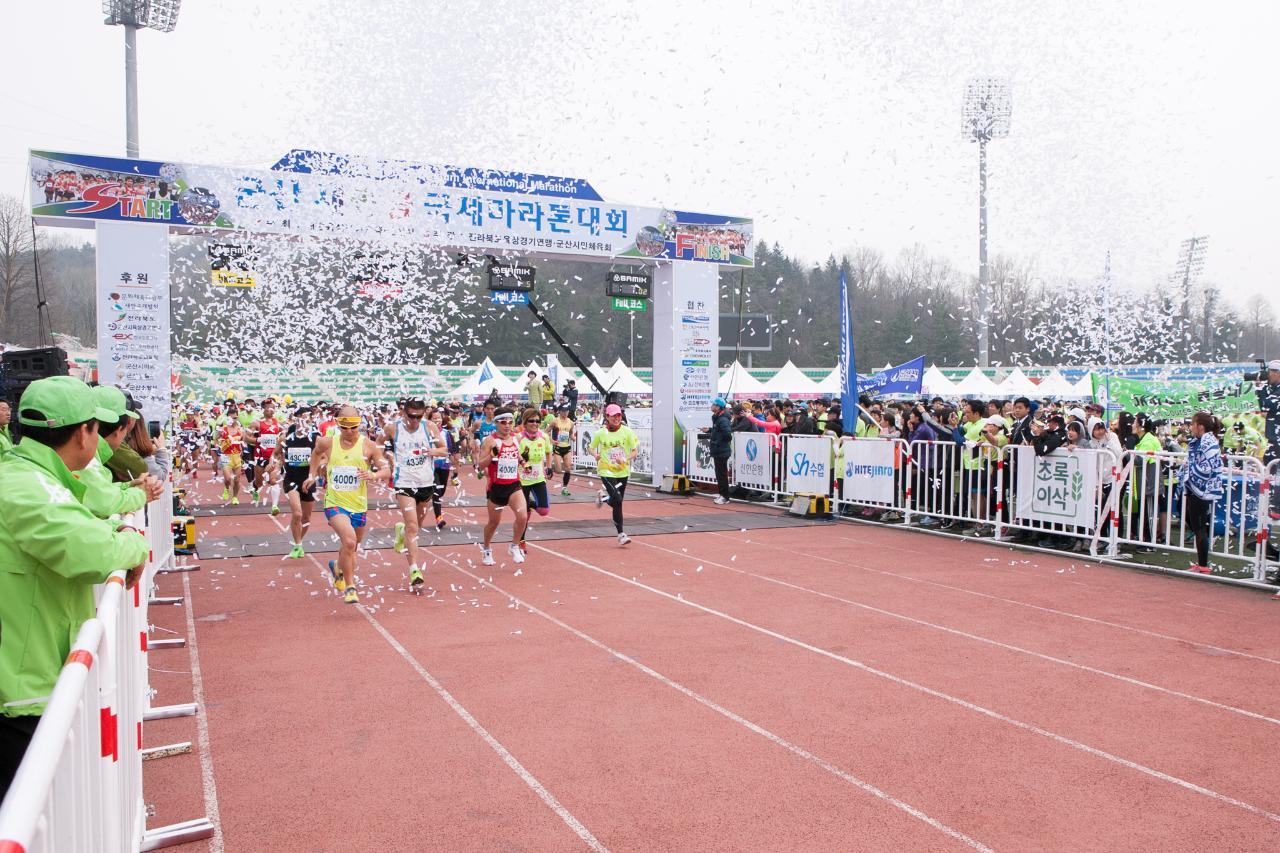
[258,433,278,449]
[608,447,627,465]
[330,466,360,492]
[496,456,519,480]
[286,447,310,467]
[404,452,428,467]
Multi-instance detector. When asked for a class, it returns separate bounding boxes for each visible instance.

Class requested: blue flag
[839,271,858,435]
[859,356,925,397]
[478,361,494,384]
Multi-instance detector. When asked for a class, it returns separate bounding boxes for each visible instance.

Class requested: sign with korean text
[687,434,717,482]
[30,149,754,266]
[1092,373,1255,419]
[606,270,652,299]
[733,433,771,490]
[1014,446,1099,528]
[492,291,529,305]
[95,221,170,426]
[488,262,536,292]
[208,240,256,287]
[611,297,647,312]
[783,434,833,495]
[841,439,896,504]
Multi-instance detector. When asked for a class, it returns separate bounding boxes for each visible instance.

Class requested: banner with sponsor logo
[841,439,896,504]
[208,240,257,287]
[95,221,170,426]
[688,434,717,482]
[1014,446,1099,528]
[733,432,771,490]
[860,356,925,397]
[783,434,833,494]
[30,149,753,266]
[1091,373,1255,419]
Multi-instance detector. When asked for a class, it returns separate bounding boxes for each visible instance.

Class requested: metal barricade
[904,439,1009,531]
[683,433,719,486]
[779,434,835,497]
[729,432,783,501]
[996,445,1118,553]
[1258,459,1279,581]
[833,437,911,520]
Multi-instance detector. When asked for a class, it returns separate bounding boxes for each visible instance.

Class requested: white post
[652,261,719,486]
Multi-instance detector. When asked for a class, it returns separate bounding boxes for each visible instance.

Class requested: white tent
[1068,373,1095,400]
[450,358,521,398]
[580,360,612,393]
[1036,368,1076,398]
[998,366,1039,397]
[922,365,959,397]
[719,361,770,397]
[605,358,652,395]
[763,361,821,398]
[953,367,1002,397]
[815,365,842,395]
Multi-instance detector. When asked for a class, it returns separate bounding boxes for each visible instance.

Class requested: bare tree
[0,194,37,342]
[1243,293,1274,359]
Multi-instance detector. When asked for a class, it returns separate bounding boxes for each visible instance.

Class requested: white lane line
[719,529,1280,667]
[181,571,225,853]
[298,552,606,852]
[425,551,994,853]
[530,542,1280,826]
[637,539,1280,727]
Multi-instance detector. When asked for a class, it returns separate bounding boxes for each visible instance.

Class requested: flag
[547,354,561,395]
[839,270,858,435]
[859,356,925,397]
[478,360,494,384]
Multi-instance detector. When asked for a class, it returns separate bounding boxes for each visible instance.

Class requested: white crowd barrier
[0,509,156,853]
[678,432,1277,580]
[570,419,654,478]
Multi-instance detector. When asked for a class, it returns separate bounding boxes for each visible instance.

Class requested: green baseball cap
[92,384,140,420]
[18,376,117,429]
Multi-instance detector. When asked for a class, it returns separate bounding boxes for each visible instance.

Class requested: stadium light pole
[1173,235,1208,360]
[962,78,1012,368]
[102,1,182,158]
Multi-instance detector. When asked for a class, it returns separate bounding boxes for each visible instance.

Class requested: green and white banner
[1091,373,1257,419]
[1014,446,1099,528]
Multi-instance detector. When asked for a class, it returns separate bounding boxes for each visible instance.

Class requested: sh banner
[784,435,833,494]
[1014,446,1100,528]
[95,221,171,427]
[841,439,897,504]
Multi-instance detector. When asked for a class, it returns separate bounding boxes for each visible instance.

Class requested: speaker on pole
[1,346,69,440]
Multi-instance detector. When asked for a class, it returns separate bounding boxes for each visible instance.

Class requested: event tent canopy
[450,357,521,398]
[763,361,821,397]
[1069,373,1094,400]
[815,365,842,395]
[953,367,1002,397]
[719,361,770,396]
[922,365,959,397]
[998,366,1040,397]
[605,358,652,395]
[1036,368,1076,398]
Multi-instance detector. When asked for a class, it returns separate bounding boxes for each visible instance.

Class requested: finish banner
[1092,373,1256,419]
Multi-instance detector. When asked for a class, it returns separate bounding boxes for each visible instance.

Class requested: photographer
[1253,359,1280,465]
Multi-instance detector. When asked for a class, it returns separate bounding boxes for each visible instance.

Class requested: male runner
[217,415,246,504]
[516,407,554,552]
[305,405,388,604]
[428,407,456,527]
[590,403,638,546]
[248,397,284,512]
[548,404,575,496]
[470,401,498,465]
[474,408,527,566]
[386,398,447,587]
[275,406,319,558]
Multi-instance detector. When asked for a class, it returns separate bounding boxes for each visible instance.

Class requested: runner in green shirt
[589,403,639,546]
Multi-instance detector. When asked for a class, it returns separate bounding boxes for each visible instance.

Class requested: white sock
[269,484,281,506]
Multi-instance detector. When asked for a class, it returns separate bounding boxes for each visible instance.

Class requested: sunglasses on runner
[337,417,361,429]
[524,418,540,425]
[404,412,424,420]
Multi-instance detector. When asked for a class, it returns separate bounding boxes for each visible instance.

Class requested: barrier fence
[684,433,1278,581]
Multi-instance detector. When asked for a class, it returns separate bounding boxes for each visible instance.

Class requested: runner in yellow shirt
[589,403,639,546]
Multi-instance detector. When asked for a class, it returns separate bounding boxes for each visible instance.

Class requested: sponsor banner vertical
[573,419,597,470]
[1014,446,1098,527]
[96,221,170,426]
[687,435,716,481]
[783,434,834,494]
[733,433,769,490]
[841,439,896,503]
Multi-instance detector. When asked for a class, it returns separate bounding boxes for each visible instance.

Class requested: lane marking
[530,542,1280,825]
[181,571,225,853]
[425,550,994,853]
[298,552,606,852]
[637,539,1280,727]
[717,529,1280,667]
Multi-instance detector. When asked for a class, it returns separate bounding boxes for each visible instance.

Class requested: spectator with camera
[1252,359,1280,465]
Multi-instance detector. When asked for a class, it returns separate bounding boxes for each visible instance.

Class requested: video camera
[1244,359,1268,383]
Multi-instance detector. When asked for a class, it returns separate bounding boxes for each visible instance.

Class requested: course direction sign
[611,296,647,312]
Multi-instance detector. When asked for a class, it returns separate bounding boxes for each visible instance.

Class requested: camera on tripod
[1244,360,1267,383]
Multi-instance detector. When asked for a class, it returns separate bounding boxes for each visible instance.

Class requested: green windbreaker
[77,436,147,519]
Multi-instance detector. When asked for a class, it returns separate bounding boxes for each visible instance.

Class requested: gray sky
[3,0,1275,311]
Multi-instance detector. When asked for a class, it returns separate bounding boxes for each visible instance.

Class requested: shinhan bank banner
[29,149,753,267]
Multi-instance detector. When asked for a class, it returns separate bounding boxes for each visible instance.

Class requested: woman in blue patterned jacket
[1180,412,1224,574]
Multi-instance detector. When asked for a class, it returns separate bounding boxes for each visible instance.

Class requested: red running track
[145,486,1280,852]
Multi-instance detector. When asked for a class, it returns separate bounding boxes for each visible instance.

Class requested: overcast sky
[3,0,1275,312]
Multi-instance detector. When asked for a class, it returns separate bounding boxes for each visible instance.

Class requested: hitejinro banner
[1092,373,1256,419]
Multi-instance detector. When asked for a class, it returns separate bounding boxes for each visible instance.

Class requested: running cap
[19,376,116,428]
[984,415,1006,427]
[403,397,427,409]
[711,397,726,409]
[604,404,623,416]
[92,385,140,420]
[1268,359,1280,372]
[1066,407,1086,420]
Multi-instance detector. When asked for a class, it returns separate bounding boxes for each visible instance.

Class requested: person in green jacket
[77,385,162,519]
[0,400,12,458]
[0,376,150,798]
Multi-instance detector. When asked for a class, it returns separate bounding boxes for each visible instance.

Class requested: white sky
[2,0,1275,311]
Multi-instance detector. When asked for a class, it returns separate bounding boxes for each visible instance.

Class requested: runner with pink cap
[589,403,639,546]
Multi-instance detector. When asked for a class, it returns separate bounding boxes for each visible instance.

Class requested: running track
[140,473,1280,852]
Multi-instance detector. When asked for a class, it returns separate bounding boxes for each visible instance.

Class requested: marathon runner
[305,405,388,604]
[217,414,246,505]
[590,403,638,546]
[548,404,575,495]
[470,401,498,463]
[516,407,554,552]
[248,397,284,513]
[207,404,228,481]
[475,407,527,566]
[275,406,320,559]
[427,406,456,527]
[175,405,203,481]
[385,398,447,588]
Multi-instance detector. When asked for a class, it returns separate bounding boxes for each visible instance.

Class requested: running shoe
[271,505,280,516]
[221,487,230,501]
[435,516,447,531]
[343,587,359,604]
[393,522,406,553]
[596,489,608,508]
[560,487,571,497]
[230,496,240,505]
[252,489,260,503]
[481,547,496,566]
[287,544,304,559]
[328,559,346,592]
[509,543,525,564]
[713,495,730,505]
[618,532,631,546]
[409,566,424,586]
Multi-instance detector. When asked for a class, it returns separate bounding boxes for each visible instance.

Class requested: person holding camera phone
[1250,359,1280,465]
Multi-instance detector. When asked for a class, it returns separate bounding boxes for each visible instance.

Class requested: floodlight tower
[102,1,182,158]
[962,77,1012,368]
[1173,235,1209,359]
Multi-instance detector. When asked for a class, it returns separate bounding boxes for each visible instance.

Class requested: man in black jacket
[705,398,733,504]
[1009,397,1034,446]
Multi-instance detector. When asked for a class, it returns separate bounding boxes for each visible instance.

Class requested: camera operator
[1252,359,1280,465]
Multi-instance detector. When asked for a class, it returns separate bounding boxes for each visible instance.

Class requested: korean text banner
[1013,446,1099,529]
[859,356,925,397]
[30,149,753,266]
[1092,373,1257,419]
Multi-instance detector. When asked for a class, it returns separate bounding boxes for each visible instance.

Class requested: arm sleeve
[13,491,148,583]
[81,475,148,518]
